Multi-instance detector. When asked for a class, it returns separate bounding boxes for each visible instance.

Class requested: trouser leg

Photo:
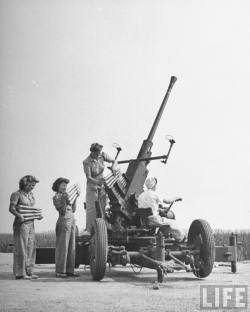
[86,188,108,232]
[85,187,98,232]
[55,218,71,274]
[169,220,185,241]
[66,219,76,274]
[13,222,29,277]
[161,219,184,241]
[99,189,108,215]
[26,222,36,276]
[86,202,96,232]
[169,228,185,241]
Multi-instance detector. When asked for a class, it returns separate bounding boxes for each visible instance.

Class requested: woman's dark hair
[52,177,70,192]
[90,142,103,152]
[19,175,39,191]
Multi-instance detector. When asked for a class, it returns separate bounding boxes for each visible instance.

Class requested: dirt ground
[0,253,249,312]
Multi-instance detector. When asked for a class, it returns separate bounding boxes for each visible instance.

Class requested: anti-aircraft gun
[36,76,216,283]
[81,76,215,283]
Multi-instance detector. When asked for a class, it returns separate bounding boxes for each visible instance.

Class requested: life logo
[200,285,248,310]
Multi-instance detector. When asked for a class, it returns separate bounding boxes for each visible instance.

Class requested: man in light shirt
[138,177,184,241]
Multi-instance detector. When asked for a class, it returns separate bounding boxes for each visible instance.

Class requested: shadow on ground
[0,265,202,287]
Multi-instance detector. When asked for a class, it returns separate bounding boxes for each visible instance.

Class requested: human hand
[111,164,119,174]
[17,215,25,223]
[62,192,69,200]
[97,178,106,186]
[76,190,81,197]
[37,215,43,220]
[73,196,79,204]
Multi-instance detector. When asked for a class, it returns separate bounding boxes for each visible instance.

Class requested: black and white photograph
[0,1,250,311]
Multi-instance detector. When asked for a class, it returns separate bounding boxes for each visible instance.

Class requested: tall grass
[0,234,13,253]
[0,231,56,252]
[214,230,250,261]
[36,231,56,247]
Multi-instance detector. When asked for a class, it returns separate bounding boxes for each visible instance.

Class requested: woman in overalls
[83,143,117,235]
[9,175,41,279]
[52,177,79,278]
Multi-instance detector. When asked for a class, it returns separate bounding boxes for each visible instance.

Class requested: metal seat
[135,208,154,228]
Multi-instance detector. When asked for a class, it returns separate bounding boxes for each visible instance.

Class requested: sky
[1,0,250,233]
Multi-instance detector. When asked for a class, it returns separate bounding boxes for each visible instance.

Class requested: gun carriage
[74,76,215,283]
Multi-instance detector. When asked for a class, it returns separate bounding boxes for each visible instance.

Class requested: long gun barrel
[125,76,177,200]
[147,76,177,142]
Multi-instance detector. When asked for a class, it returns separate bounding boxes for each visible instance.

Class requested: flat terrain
[0,253,249,312]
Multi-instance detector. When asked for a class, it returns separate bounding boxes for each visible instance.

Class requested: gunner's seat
[135,208,174,239]
[135,208,154,228]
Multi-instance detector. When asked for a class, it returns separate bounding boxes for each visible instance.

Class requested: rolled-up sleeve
[53,193,68,215]
[10,192,19,206]
[155,192,163,206]
[83,161,90,176]
[102,152,114,163]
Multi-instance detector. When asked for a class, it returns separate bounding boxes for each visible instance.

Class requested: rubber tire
[89,218,108,281]
[188,219,215,278]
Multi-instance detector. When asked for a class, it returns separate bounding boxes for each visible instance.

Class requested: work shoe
[82,230,91,236]
[166,267,174,273]
[15,275,32,280]
[185,265,192,272]
[56,273,67,278]
[29,274,39,279]
[66,273,80,277]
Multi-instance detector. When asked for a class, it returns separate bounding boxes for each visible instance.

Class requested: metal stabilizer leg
[169,252,192,272]
[141,254,165,283]
[156,266,165,283]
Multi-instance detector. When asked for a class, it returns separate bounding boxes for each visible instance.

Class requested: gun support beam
[161,139,175,164]
[119,139,175,165]
[118,155,168,164]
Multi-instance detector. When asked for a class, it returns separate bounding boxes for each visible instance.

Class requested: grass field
[0,229,249,260]
[213,229,250,261]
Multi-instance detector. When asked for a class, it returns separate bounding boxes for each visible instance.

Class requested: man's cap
[145,177,157,189]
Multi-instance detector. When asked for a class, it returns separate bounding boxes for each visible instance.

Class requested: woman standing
[83,142,117,235]
[52,177,79,278]
[9,175,41,279]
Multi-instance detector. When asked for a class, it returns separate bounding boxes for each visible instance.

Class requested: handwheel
[188,219,215,278]
[89,218,108,281]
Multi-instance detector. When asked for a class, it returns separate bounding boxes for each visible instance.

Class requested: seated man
[138,177,184,241]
